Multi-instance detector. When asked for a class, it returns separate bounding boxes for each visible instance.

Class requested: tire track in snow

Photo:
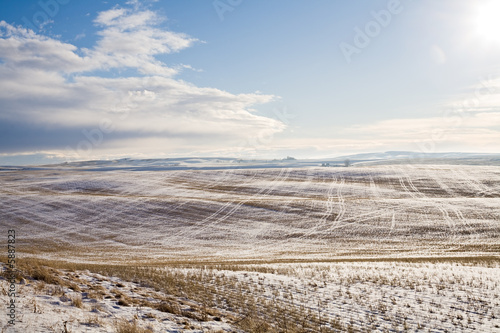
[156,170,261,225]
[184,168,291,238]
[210,168,291,226]
[239,167,318,254]
[396,166,457,238]
[298,172,339,239]
[0,181,114,240]
[197,169,283,226]
[301,172,348,238]
[452,168,496,197]
[322,175,339,223]
[323,173,384,236]
[327,170,403,238]
[450,167,500,236]
[334,176,346,223]
[425,166,474,234]
[366,172,395,231]
[177,170,260,224]
[322,175,352,235]
[81,170,257,243]
[365,171,398,236]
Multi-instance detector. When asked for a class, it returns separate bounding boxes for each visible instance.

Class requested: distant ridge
[334,151,500,161]
[2,151,499,170]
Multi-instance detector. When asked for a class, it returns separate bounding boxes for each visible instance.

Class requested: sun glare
[476,0,500,42]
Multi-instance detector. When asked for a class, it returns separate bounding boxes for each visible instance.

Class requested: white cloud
[445,75,500,112]
[74,33,86,41]
[339,110,500,154]
[334,75,500,153]
[88,8,196,75]
[0,22,85,72]
[94,8,128,26]
[0,4,284,159]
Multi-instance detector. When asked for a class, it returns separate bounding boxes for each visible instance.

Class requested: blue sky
[1,0,500,164]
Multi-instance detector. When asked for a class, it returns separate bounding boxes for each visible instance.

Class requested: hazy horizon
[1,150,499,167]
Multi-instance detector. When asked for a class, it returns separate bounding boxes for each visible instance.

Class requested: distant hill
[332,151,500,166]
[1,151,499,170]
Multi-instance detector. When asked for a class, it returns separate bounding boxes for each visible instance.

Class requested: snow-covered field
[0,264,241,332]
[1,164,499,261]
[168,261,500,332]
[189,260,500,332]
[2,259,498,332]
[1,162,499,331]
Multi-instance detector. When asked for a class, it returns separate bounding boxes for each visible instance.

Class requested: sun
[475,0,500,42]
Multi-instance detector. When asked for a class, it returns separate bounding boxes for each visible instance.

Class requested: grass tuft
[71,295,83,308]
[114,319,153,333]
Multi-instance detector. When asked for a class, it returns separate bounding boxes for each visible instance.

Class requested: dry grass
[2,254,499,332]
[114,319,153,333]
[156,301,181,315]
[71,295,83,308]
[29,265,62,285]
[83,314,103,327]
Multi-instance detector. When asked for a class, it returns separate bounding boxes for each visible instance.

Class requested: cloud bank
[0,4,283,161]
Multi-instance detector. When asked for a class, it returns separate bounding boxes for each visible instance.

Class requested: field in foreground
[1,162,499,331]
[1,257,499,332]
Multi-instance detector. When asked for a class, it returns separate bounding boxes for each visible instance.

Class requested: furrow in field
[182,168,291,238]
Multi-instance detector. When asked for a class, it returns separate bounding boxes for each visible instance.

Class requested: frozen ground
[0,162,499,331]
[2,259,498,332]
[0,264,241,332]
[188,260,500,332]
[0,164,498,261]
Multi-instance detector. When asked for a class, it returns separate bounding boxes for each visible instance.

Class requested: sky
[0,0,500,165]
